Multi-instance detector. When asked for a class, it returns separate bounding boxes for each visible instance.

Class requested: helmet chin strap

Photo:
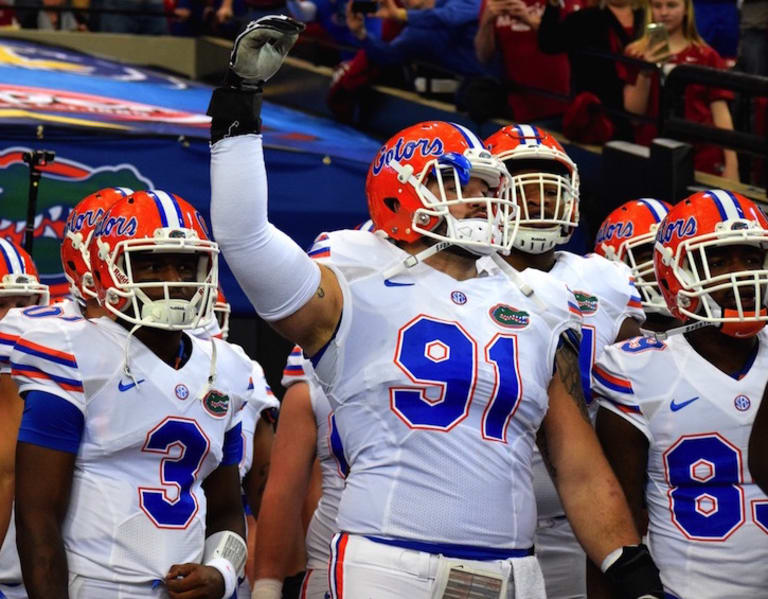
[381,240,453,279]
[644,294,768,340]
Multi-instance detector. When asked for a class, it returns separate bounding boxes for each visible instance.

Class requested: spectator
[538,0,645,141]
[738,0,768,76]
[693,0,738,61]
[35,0,87,28]
[96,0,168,34]
[0,1,15,25]
[475,0,582,122]
[345,0,490,85]
[623,0,738,179]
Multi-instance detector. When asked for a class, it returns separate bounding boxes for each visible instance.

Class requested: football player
[14,190,250,599]
[0,188,130,599]
[209,17,662,599]
[0,239,49,598]
[595,199,680,332]
[593,189,768,598]
[251,346,344,599]
[192,287,280,599]
[485,125,646,599]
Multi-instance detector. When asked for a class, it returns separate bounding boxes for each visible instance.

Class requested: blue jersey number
[665,434,768,540]
[665,434,744,540]
[392,317,522,441]
[578,325,596,405]
[139,417,210,528]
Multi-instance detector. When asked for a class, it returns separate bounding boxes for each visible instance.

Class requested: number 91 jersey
[594,333,768,598]
[309,230,581,549]
[10,315,250,584]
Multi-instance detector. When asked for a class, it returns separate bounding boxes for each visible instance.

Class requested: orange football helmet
[366,121,517,255]
[61,187,133,302]
[0,238,48,305]
[485,124,579,254]
[654,189,768,337]
[595,198,672,314]
[90,190,219,330]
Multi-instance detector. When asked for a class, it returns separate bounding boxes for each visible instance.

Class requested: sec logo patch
[734,395,751,412]
[175,384,190,400]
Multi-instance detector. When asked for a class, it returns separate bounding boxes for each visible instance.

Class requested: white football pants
[328,533,546,599]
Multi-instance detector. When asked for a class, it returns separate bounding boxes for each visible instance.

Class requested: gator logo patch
[489,303,530,329]
[573,291,599,315]
[203,389,229,418]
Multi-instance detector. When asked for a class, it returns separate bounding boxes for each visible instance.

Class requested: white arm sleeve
[210,134,321,321]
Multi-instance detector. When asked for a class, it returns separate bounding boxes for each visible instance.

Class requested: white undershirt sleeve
[210,134,321,321]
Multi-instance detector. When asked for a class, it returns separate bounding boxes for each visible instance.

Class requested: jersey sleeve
[588,255,646,335]
[10,320,86,413]
[305,230,399,390]
[281,345,310,388]
[593,342,652,440]
[248,359,279,412]
[0,308,27,375]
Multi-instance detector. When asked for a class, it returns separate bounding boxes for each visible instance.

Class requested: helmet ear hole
[67,260,76,272]
[383,197,400,214]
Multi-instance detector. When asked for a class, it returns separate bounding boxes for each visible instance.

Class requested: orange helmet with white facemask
[595,198,673,314]
[90,190,219,331]
[367,121,518,256]
[654,189,768,338]
[485,124,579,254]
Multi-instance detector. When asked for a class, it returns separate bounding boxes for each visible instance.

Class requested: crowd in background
[0,0,765,180]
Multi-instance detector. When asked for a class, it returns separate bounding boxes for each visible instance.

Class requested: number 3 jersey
[10,315,250,585]
[308,230,581,550]
[594,333,768,599]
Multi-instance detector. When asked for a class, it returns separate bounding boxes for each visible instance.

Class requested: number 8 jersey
[11,315,250,585]
[309,230,582,550]
[594,333,768,598]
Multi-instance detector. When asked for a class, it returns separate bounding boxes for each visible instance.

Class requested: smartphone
[646,22,671,57]
[351,0,378,13]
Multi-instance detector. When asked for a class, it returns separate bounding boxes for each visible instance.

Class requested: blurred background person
[474,0,582,122]
[622,0,738,180]
[538,0,645,143]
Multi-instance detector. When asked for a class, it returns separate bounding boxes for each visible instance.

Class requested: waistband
[364,536,534,560]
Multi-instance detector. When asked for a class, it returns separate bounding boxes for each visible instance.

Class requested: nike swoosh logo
[670,396,699,412]
[384,279,415,287]
[118,378,146,392]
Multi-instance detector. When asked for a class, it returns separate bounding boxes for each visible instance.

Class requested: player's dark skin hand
[165,563,225,599]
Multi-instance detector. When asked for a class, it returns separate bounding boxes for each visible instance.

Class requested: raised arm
[208,17,342,355]
[539,341,663,599]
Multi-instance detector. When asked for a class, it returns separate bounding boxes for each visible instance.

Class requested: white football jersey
[595,333,768,598]
[281,346,343,570]
[309,230,581,549]
[10,316,250,585]
[0,300,83,586]
[239,360,279,481]
[535,252,645,519]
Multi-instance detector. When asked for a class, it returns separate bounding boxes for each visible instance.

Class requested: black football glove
[208,15,305,143]
[604,544,664,599]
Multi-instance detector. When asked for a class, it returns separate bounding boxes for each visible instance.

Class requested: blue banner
[0,37,381,313]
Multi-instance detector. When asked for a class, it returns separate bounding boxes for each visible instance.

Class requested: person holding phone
[344,0,490,80]
[474,0,582,121]
[622,0,739,180]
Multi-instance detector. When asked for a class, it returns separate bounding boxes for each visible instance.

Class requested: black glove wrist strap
[207,87,263,143]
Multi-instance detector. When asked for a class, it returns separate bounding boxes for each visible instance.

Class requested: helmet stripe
[148,190,185,228]
[708,190,745,220]
[725,190,746,218]
[114,187,133,197]
[449,123,484,149]
[514,124,540,146]
[0,239,23,274]
[637,198,668,223]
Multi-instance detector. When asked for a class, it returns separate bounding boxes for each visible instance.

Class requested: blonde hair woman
[621,0,739,180]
